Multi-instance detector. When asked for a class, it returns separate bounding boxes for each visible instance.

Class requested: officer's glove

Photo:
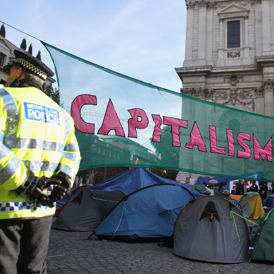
[36,172,71,207]
[52,172,71,194]
[14,170,64,205]
[36,184,68,207]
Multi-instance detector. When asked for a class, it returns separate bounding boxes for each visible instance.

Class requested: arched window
[228,119,240,133]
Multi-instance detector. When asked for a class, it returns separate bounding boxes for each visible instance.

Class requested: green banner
[43,41,274,181]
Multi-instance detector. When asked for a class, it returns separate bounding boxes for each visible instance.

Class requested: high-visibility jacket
[0,86,81,220]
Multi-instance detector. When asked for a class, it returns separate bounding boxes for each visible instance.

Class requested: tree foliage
[42,84,59,105]
[148,125,180,180]
[149,168,178,180]
[36,50,41,60]
[20,38,27,50]
[0,24,6,38]
[150,125,180,164]
[28,44,33,55]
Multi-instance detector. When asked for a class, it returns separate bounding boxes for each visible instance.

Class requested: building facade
[0,32,55,86]
[176,0,274,182]
[0,34,17,85]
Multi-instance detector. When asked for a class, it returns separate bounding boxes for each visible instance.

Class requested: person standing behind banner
[0,49,81,274]
[235,179,244,195]
[271,182,274,194]
[249,181,258,192]
[259,182,268,206]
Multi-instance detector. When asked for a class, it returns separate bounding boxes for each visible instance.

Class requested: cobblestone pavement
[46,228,274,274]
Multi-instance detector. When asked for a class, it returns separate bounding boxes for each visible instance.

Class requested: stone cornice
[176,55,274,76]
[185,0,259,9]
[181,86,264,111]
[185,0,259,3]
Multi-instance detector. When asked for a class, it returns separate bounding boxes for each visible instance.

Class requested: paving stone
[46,229,274,274]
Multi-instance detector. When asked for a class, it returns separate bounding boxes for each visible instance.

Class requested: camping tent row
[53,168,200,232]
[52,168,265,264]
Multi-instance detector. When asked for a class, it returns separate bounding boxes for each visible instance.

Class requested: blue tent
[265,195,274,213]
[90,168,201,197]
[56,194,70,209]
[195,176,232,185]
[95,184,195,242]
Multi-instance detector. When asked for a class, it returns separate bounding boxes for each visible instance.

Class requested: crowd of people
[203,179,273,207]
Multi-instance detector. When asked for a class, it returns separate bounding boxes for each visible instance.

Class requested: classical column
[206,3,214,65]
[262,0,271,54]
[217,19,224,66]
[262,79,274,117]
[219,19,223,48]
[183,2,195,66]
[243,16,250,65]
[197,1,207,64]
[255,0,262,56]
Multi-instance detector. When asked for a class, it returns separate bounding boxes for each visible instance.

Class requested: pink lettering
[163,117,188,147]
[128,108,149,138]
[185,122,206,152]
[71,95,97,134]
[151,115,162,143]
[210,126,225,154]
[237,133,251,159]
[226,129,235,156]
[97,99,125,136]
[253,135,273,161]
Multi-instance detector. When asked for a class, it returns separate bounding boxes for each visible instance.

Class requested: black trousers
[0,216,53,274]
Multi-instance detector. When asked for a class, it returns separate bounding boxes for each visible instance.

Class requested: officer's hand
[36,184,68,207]
[52,172,71,194]
[30,177,62,199]
[15,170,61,197]
[14,170,69,207]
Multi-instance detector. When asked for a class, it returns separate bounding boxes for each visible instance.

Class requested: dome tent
[95,184,195,242]
[53,168,200,232]
[173,196,249,263]
[52,188,125,232]
[90,167,200,197]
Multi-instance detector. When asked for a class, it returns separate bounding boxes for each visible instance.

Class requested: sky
[1,0,187,92]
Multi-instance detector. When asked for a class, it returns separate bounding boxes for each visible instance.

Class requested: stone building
[0,29,55,86]
[0,34,17,85]
[176,0,274,182]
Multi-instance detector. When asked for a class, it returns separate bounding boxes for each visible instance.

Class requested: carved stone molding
[254,86,264,97]
[181,86,265,112]
[207,2,215,9]
[212,88,255,110]
[251,1,261,5]
[198,1,207,7]
[186,2,195,9]
[180,87,214,100]
[215,1,251,10]
[227,51,240,58]
[262,79,274,90]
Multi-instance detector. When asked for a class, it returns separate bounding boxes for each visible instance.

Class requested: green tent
[251,208,274,263]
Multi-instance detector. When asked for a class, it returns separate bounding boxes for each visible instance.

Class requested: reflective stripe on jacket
[0,87,81,219]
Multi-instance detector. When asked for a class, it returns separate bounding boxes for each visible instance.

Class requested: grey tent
[52,187,125,232]
[173,196,249,263]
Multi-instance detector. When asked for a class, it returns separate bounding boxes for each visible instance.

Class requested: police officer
[0,49,81,274]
